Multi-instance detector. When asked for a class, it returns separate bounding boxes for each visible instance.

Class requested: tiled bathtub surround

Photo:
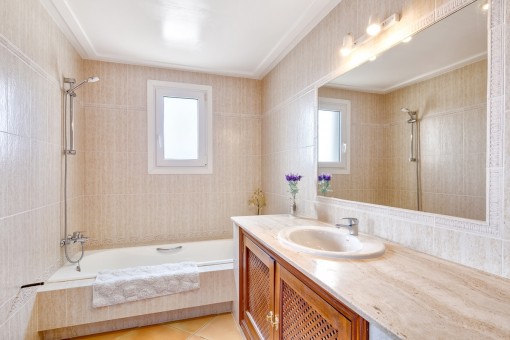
[0,0,84,338]
[80,60,262,248]
[37,268,234,336]
[319,60,487,220]
[262,0,510,277]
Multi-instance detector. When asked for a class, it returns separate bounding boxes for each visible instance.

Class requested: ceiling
[328,0,487,93]
[41,0,342,79]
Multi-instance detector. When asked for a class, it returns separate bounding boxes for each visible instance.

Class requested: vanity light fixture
[340,13,400,57]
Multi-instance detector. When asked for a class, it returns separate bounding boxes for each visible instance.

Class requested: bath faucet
[335,218,359,236]
[60,231,88,247]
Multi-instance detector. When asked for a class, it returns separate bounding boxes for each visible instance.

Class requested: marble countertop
[231,214,510,339]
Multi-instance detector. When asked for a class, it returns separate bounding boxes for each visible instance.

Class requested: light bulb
[402,36,412,43]
[340,33,354,57]
[366,16,381,36]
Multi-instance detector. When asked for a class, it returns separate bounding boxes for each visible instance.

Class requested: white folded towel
[92,262,200,308]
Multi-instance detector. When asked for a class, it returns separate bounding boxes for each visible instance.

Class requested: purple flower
[285,173,302,182]
[285,173,302,199]
[318,173,332,195]
[318,173,331,182]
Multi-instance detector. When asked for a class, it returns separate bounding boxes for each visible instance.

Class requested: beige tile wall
[385,61,487,219]
[504,0,510,276]
[80,61,262,248]
[317,87,387,205]
[0,0,84,338]
[262,0,509,277]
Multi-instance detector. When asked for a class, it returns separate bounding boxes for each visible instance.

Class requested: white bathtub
[39,238,235,335]
[47,238,234,283]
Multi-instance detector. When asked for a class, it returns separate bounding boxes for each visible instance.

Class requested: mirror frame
[314,0,502,237]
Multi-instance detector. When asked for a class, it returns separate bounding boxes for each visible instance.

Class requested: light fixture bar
[381,13,400,30]
[353,13,400,47]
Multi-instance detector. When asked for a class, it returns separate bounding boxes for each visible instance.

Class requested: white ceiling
[41,0,342,79]
[328,0,487,93]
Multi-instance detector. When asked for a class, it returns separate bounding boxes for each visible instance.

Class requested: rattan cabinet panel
[276,265,351,339]
[242,236,276,339]
[239,230,368,340]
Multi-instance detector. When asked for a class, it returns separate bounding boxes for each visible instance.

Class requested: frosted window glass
[163,97,199,160]
[318,109,341,163]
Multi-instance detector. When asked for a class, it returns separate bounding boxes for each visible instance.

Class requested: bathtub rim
[47,238,234,284]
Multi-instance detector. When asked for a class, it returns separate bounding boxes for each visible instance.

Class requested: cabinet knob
[266,311,279,330]
[271,314,279,331]
[266,311,274,322]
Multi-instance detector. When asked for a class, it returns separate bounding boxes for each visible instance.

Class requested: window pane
[163,97,199,160]
[318,109,341,163]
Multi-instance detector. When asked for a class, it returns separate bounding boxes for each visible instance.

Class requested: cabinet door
[242,236,276,339]
[275,264,352,340]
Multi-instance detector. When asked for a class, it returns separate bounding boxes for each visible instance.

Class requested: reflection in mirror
[317,0,488,221]
[318,98,351,174]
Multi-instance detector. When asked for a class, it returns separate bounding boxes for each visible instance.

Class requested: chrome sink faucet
[335,218,359,236]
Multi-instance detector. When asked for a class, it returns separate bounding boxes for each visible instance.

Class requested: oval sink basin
[278,226,385,259]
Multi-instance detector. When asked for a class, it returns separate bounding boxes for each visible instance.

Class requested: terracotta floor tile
[72,313,243,340]
[165,315,215,333]
[73,329,131,339]
[194,313,243,340]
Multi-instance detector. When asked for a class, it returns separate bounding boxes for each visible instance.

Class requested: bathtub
[48,238,234,282]
[38,239,235,338]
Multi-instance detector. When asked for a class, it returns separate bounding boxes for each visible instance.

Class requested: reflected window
[318,98,350,174]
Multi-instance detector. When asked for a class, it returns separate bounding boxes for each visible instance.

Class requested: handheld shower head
[66,76,100,93]
[401,107,417,120]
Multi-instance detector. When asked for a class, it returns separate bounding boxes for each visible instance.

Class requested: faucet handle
[71,231,85,238]
[339,217,358,226]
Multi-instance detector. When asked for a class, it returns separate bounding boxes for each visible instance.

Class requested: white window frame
[318,97,351,174]
[147,80,213,174]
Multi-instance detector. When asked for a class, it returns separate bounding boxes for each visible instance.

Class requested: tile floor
[73,313,244,340]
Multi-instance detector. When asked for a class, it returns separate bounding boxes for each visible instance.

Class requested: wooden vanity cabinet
[242,235,276,339]
[239,231,368,340]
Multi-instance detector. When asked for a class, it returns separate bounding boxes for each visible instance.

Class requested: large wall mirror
[317,0,488,221]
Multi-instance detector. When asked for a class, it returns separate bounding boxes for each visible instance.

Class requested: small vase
[290,200,297,216]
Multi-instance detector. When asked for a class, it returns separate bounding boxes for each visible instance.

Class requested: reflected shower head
[401,108,417,122]
[66,76,100,93]
[401,107,417,117]
[401,107,415,114]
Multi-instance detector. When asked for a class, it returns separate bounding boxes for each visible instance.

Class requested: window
[318,97,350,174]
[147,80,212,174]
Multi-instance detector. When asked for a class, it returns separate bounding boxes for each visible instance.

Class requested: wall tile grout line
[0,33,60,88]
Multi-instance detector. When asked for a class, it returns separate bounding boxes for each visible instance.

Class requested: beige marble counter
[231,214,510,339]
